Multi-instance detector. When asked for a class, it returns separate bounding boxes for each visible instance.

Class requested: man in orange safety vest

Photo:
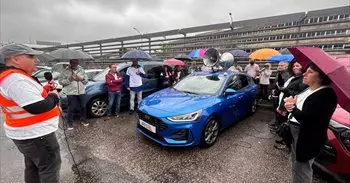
[0,43,61,183]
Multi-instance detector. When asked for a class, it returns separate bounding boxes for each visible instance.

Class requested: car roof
[192,71,248,77]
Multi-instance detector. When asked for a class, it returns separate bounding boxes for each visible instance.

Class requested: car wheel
[88,97,108,118]
[200,117,220,148]
[250,99,258,114]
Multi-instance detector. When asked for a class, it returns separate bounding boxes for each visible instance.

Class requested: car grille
[137,111,168,131]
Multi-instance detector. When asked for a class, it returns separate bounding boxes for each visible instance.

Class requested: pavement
[0,108,332,183]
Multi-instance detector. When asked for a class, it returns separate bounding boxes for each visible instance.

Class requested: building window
[336,30,346,35]
[270,36,276,40]
[333,44,344,49]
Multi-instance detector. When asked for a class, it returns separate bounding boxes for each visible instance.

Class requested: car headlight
[330,120,350,152]
[167,110,202,122]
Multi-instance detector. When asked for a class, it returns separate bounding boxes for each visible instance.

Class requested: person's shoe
[81,121,89,127]
[114,114,120,118]
[274,144,288,150]
[129,110,134,115]
[67,124,74,130]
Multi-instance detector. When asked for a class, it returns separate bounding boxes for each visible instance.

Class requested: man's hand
[76,75,84,81]
[69,74,76,82]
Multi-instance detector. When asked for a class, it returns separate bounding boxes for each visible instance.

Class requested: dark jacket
[291,87,337,162]
[105,71,123,92]
[271,70,290,95]
[278,75,308,110]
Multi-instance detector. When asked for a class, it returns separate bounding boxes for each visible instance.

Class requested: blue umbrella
[268,54,294,62]
[227,49,249,57]
[121,49,152,60]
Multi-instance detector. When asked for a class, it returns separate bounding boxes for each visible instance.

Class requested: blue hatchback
[137,71,259,147]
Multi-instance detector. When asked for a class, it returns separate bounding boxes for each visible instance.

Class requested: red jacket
[105,71,123,92]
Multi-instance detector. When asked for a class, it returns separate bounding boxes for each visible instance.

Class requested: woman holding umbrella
[284,63,337,183]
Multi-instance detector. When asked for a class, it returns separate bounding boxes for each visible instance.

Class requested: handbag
[277,115,293,146]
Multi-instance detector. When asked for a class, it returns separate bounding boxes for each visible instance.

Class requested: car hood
[141,88,216,116]
[332,105,350,127]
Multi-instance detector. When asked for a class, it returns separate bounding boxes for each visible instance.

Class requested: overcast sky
[1,0,349,44]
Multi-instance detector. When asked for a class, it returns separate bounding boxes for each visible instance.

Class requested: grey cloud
[0,0,348,44]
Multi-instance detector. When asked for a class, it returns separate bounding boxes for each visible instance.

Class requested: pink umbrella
[288,47,350,112]
[164,58,185,66]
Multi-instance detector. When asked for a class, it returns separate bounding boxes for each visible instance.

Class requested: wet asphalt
[0,107,331,183]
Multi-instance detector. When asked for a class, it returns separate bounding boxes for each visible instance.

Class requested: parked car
[85,69,103,81]
[137,71,259,147]
[315,105,350,182]
[60,61,165,117]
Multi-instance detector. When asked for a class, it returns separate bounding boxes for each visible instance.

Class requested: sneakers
[67,124,74,130]
[115,114,120,118]
[81,121,89,127]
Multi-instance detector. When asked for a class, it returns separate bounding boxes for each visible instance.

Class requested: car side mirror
[224,88,237,96]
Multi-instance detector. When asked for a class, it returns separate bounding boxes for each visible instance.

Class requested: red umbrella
[288,47,350,112]
[164,58,185,66]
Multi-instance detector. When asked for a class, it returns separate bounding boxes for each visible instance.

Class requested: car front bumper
[136,110,205,147]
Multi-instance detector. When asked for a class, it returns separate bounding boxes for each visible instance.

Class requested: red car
[315,105,350,182]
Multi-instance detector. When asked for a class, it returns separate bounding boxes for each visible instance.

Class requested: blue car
[60,61,166,117]
[137,71,259,147]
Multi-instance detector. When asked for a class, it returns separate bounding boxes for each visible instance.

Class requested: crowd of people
[0,43,340,183]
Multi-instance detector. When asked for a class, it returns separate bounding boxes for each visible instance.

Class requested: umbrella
[267,54,294,62]
[121,49,152,60]
[249,48,281,60]
[227,49,249,57]
[279,48,291,55]
[37,53,56,62]
[288,47,350,112]
[174,53,192,61]
[164,58,185,66]
[49,48,93,60]
[187,48,206,59]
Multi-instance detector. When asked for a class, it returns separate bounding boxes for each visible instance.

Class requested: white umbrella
[49,48,93,60]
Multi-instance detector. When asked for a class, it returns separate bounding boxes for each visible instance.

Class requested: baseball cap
[0,43,43,64]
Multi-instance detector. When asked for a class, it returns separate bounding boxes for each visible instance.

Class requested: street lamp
[133,27,144,48]
[295,11,308,46]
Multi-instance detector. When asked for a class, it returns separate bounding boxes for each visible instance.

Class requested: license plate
[139,119,156,133]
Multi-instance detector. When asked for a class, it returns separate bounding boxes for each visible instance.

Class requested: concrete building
[40,6,350,59]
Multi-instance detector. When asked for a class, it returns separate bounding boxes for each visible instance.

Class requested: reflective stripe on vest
[0,69,60,128]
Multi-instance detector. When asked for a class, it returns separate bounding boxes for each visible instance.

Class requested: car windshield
[93,63,129,82]
[173,74,227,95]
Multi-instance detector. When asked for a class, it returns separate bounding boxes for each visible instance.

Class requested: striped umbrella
[187,48,206,59]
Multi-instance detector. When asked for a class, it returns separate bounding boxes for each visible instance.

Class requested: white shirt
[259,69,272,85]
[126,67,145,87]
[0,73,58,140]
[289,86,328,124]
[278,76,295,106]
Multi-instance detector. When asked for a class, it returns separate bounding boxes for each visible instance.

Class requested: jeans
[290,124,315,183]
[130,90,142,110]
[12,132,61,183]
[67,95,87,126]
[107,91,121,116]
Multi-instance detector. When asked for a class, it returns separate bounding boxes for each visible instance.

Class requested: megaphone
[203,48,220,67]
[203,48,235,68]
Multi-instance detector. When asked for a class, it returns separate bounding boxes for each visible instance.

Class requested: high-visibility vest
[0,69,60,128]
